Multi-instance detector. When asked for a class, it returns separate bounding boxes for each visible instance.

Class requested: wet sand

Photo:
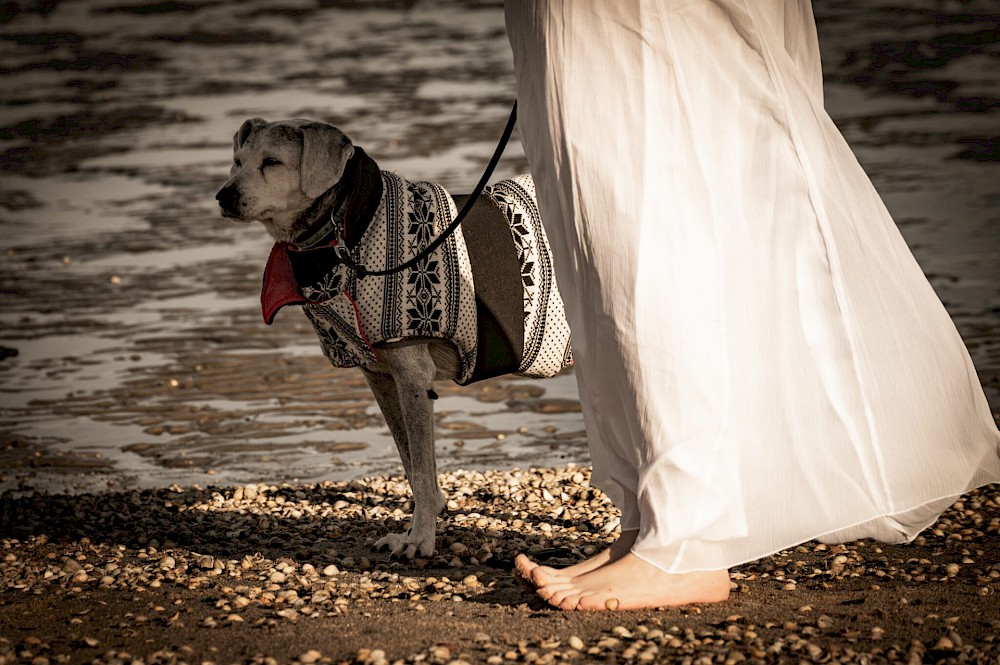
[1,0,999,663]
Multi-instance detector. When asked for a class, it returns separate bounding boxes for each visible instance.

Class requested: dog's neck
[282,148,383,250]
[281,180,346,247]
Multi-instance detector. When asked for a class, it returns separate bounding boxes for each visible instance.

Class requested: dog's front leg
[372,345,446,559]
[362,367,414,479]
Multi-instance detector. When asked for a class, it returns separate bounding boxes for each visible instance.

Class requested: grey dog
[216,118,571,559]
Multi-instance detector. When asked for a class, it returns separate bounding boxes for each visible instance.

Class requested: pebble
[429,645,451,660]
[934,636,955,650]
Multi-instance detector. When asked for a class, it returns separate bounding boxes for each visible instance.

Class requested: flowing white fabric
[505,0,1000,573]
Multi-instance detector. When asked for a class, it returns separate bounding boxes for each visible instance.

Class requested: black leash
[336,102,518,279]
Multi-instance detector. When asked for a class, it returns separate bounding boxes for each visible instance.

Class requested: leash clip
[333,226,368,277]
[334,237,350,262]
[331,209,350,260]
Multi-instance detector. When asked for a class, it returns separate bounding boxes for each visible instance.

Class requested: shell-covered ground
[1,470,999,664]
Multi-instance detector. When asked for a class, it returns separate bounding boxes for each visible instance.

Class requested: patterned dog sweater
[261,150,573,385]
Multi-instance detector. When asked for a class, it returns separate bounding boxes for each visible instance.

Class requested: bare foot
[535,552,730,610]
[515,530,639,587]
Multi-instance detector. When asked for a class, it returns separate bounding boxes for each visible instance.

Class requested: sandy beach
[1,0,998,663]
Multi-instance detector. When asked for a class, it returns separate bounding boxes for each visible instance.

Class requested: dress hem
[626,481,996,575]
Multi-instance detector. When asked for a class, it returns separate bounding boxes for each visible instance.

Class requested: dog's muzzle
[215,185,241,218]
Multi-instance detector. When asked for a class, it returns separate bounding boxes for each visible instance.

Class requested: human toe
[535,579,574,602]
[530,564,568,587]
[514,554,538,579]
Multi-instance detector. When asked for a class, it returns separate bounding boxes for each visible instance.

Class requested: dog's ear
[233,117,267,152]
[298,122,355,199]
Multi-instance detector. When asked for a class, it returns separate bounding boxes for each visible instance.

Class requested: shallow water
[0,0,997,495]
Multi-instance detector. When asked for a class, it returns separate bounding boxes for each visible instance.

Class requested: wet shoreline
[1,0,998,497]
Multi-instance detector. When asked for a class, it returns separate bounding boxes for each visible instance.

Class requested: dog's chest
[303,172,572,384]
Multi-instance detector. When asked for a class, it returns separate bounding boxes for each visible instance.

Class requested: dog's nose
[216,185,239,213]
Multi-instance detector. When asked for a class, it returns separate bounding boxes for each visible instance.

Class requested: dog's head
[215,118,355,241]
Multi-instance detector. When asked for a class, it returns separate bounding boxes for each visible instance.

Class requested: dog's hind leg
[370,345,446,559]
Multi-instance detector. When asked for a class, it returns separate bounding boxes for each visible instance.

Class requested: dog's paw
[374,529,435,560]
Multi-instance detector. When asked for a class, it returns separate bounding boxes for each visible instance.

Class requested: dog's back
[302,172,573,384]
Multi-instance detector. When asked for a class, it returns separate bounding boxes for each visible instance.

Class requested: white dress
[505,0,1000,573]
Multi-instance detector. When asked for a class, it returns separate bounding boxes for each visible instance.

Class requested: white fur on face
[220,119,356,242]
[223,126,311,233]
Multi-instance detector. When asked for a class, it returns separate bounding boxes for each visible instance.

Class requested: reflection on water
[0,0,997,495]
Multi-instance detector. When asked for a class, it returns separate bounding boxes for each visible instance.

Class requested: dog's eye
[262,157,282,168]
[233,158,242,167]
